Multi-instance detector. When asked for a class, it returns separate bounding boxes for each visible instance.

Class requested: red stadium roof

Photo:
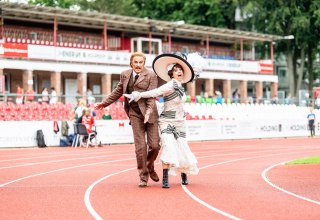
[0,2,283,44]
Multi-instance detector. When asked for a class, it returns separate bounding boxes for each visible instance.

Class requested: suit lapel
[123,69,132,93]
[134,69,147,85]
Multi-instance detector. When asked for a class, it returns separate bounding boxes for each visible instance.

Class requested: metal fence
[1,92,319,108]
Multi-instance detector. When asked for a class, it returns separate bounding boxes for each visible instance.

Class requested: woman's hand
[124,91,141,103]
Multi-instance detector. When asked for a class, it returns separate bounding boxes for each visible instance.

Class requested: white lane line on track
[1,146,305,170]
[0,149,131,162]
[182,149,319,220]
[84,149,318,220]
[0,153,133,170]
[261,161,320,206]
[0,157,134,187]
[0,149,306,170]
[182,185,241,220]
[84,167,136,220]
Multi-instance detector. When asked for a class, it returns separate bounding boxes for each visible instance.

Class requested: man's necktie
[134,74,139,83]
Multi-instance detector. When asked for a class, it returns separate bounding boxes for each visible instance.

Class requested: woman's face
[172,66,184,82]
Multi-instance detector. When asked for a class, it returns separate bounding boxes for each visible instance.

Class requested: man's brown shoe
[149,171,160,182]
[138,181,147,187]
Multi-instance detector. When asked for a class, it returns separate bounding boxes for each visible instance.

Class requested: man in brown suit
[95,52,160,187]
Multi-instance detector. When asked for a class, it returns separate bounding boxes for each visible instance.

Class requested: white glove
[124,91,141,103]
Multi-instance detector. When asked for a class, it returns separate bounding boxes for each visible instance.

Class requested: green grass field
[286,156,320,165]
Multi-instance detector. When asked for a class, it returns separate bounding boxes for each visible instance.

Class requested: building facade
[0,2,281,104]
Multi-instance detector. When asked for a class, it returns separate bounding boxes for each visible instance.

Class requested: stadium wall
[0,119,318,148]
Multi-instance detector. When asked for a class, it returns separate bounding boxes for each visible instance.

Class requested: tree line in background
[28,0,320,97]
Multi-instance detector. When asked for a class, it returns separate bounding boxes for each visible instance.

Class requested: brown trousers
[129,108,160,182]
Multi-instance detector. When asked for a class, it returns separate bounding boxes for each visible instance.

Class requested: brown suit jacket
[102,68,159,123]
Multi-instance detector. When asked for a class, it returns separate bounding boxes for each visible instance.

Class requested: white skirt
[159,121,199,176]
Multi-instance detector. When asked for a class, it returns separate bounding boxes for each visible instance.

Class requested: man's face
[131,56,145,73]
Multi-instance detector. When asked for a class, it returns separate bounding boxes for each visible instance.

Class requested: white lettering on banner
[4,48,28,54]
[222,124,238,135]
[188,125,202,136]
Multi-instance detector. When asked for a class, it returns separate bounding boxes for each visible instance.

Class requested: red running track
[0,138,319,220]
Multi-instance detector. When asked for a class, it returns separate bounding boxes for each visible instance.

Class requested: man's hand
[144,110,151,123]
[94,102,105,110]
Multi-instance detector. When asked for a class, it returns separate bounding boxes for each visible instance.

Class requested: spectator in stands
[271,96,279,104]
[25,87,35,103]
[215,91,223,104]
[81,108,97,146]
[232,88,240,103]
[124,53,199,188]
[76,90,82,101]
[252,94,257,104]
[77,104,96,123]
[285,93,292,105]
[87,88,95,105]
[102,107,112,120]
[16,84,24,104]
[74,98,86,122]
[307,107,316,137]
[305,93,311,107]
[49,87,57,104]
[41,88,49,104]
[95,52,160,188]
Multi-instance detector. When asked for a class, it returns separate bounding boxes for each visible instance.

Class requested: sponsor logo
[290,124,307,131]
[260,125,280,132]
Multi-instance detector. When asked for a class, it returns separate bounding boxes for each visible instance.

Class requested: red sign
[0,43,28,58]
[259,60,274,74]
[313,87,320,98]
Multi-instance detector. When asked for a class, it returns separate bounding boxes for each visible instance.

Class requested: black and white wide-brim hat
[152,53,195,84]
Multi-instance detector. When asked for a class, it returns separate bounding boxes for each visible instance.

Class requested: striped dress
[139,79,199,176]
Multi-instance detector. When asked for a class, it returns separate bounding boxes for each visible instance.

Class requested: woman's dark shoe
[181,173,188,185]
[162,169,170,188]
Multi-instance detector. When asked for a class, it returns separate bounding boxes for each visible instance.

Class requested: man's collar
[132,70,139,77]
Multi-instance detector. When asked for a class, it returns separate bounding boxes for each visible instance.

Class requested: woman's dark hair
[168,63,184,78]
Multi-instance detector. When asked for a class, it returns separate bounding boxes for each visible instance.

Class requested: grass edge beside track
[286,156,320,165]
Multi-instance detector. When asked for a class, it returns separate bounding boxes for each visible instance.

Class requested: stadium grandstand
[0,2,318,147]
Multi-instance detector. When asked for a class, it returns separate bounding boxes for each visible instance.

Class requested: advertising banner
[27,45,156,67]
[26,45,272,73]
[205,59,266,73]
[0,118,316,148]
[0,43,28,58]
